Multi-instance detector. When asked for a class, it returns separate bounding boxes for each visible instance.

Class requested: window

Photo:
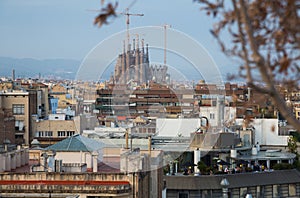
[13,104,25,115]
[36,131,53,137]
[289,184,296,196]
[66,131,75,136]
[178,192,189,198]
[15,120,24,131]
[212,100,217,106]
[45,131,53,137]
[58,131,66,137]
[273,185,279,197]
[38,131,43,137]
[210,113,215,119]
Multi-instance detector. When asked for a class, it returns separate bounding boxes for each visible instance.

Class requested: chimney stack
[148,136,152,155]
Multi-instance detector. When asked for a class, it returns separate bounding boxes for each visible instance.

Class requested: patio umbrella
[217,159,231,166]
[182,161,197,167]
[237,160,249,166]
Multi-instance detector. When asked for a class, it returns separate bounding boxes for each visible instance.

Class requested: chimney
[216,95,225,128]
[12,69,15,81]
[92,151,98,172]
[125,130,129,149]
[148,136,152,155]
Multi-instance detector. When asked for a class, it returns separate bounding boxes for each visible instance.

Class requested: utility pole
[162,24,171,66]
[119,8,144,50]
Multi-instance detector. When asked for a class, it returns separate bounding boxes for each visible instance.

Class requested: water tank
[47,156,54,172]
[252,146,258,155]
[243,134,250,146]
[230,149,237,158]
[194,149,201,164]
[194,149,201,173]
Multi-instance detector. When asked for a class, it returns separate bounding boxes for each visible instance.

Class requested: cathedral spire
[133,39,135,51]
[141,39,144,54]
[136,34,139,51]
[146,44,149,55]
[123,40,126,54]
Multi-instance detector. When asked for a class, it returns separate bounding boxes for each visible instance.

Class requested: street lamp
[220,177,229,198]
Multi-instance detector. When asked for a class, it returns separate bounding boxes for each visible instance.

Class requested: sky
[0,0,237,82]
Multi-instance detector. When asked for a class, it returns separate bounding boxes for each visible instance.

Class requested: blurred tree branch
[197,0,300,131]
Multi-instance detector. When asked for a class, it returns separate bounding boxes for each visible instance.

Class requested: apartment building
[31,114,78,147]
[49,83,76,109]
[95,83,196,117]
[0,107,15,145]
[18,82,49,119]
[0,80,52,145]
[163,170,300,198]
[0,90,33,145]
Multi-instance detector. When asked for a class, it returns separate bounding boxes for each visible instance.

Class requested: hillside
[0,57,81,79]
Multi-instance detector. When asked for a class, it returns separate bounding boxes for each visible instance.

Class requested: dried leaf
[279,53,290,73]
[94,2,118,27]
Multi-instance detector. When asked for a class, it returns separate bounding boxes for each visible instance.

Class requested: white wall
[55,151,92,169]
[0,148,28,172]
[156,118,200,137]
[236,119,289,146]
[49,114,65,120]
[199,106,236,127]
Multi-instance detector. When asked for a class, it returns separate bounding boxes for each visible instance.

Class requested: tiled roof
[46,134,104,152]
[164,169,300,190]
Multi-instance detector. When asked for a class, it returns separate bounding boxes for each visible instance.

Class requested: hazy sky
[0,0,236,79]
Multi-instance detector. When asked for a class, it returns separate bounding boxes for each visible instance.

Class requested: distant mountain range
[0,56,236,82]
[0,57,81,80]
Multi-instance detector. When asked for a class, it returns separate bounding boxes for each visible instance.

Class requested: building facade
[95,83,196,117]
[31,114,78,147]
[163,169,300,198]
[114,39,150,84]
[0,91,32,145]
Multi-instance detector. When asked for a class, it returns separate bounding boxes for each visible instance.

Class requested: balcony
[95,104,112,109]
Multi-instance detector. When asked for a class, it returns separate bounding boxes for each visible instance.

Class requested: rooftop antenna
[119,8,144,50]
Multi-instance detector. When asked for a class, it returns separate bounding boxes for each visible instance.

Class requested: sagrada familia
[112,38,169,85]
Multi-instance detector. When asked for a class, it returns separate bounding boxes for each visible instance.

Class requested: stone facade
[0,91,31,145]
[114,39,150,84]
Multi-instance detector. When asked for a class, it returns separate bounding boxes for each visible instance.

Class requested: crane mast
[119,8,144,50]
[162,24,171,66]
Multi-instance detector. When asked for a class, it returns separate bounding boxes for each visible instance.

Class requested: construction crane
[161,24,171,66]
[119,8,144,49]
[87,7,143,48]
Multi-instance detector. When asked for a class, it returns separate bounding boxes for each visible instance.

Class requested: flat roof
[0,91,29,95]
[164,169,300,190]
[235,150,296,161]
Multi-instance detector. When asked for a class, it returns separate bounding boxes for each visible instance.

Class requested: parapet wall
[0,172,130,181]
[0,172,132,196]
